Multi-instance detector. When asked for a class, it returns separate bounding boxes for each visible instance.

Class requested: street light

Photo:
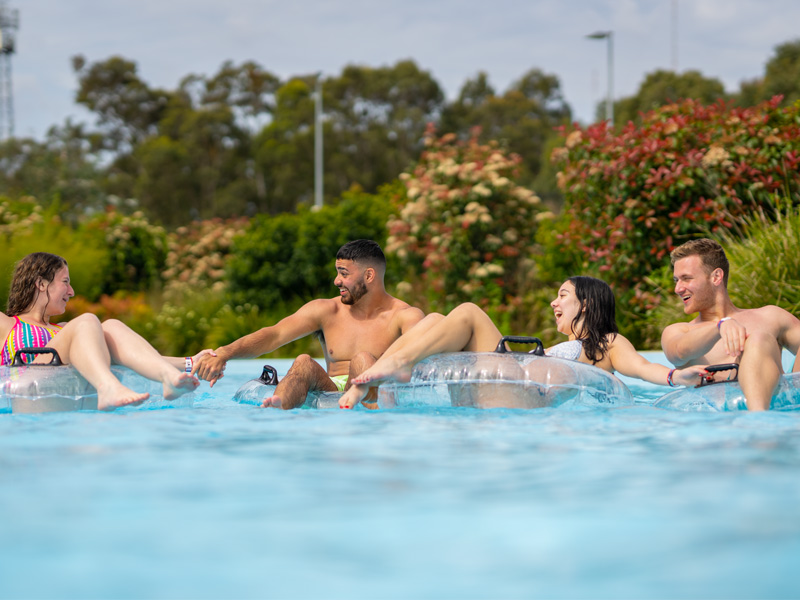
[314,73,323,209]
[587,30,614,126]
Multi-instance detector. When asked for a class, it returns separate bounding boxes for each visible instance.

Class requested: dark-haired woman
[1,252,212,410]
[339,276,707,408]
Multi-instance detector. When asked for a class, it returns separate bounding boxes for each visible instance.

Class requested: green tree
[440,68,571,192]
[611,69,727,126]
[761,39,800,105]
[73,55,173,152]
[0,122,106,219]
[324,61,445,196]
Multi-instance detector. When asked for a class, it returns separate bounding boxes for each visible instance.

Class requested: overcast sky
[6,0,800,140]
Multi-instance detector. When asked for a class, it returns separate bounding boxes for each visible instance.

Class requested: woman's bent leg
[48,314,149,410]
[340,303,502,408]
[101,319,198,399]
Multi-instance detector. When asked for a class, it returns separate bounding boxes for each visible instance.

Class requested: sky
[5,0,800,141]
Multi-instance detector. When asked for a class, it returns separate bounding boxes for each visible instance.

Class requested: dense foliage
[549,97,800,345]
[227,189,395,309]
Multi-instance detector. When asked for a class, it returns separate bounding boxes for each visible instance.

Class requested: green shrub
[227,188,394,308]
[83,210,168,295]
[0,208,108,308]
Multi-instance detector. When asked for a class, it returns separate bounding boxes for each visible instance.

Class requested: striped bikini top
[1,316,63,366]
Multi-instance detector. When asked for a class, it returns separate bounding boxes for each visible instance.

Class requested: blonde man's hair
[670,238,729,286]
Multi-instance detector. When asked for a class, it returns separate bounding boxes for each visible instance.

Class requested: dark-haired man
[194,240,424,409]
[661,238,800,410]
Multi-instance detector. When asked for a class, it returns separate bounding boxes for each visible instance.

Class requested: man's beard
[341,280,367,305]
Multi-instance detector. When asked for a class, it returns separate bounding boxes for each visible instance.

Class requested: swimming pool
[1,353,799,599]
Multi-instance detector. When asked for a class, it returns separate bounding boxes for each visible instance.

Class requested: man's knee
[743,331,781,358]
[349,351,377,377]
[288,354,319,375]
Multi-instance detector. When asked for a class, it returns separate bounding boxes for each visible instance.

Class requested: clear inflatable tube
[0,364,196,413]
[233,352,634,409]
[377,352,634,409]
[654,372,800,411]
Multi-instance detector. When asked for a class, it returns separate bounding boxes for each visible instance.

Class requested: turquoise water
[2,354,800,599]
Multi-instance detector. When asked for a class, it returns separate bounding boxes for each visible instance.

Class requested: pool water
[1,354,800,599]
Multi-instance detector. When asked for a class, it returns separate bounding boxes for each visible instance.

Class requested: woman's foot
[350,356,414,386]
[339,384,371,409]
[163,371,200,400]
[97,381,149,410]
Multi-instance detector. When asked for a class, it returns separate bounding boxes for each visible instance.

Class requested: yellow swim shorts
[330,374,349,392]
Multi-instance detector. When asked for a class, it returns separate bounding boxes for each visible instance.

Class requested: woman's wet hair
[6,252,68,317]
[568,275,618,364]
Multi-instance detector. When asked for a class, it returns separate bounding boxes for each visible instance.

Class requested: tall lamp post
[314,73,323,209]
[587,30,614,126]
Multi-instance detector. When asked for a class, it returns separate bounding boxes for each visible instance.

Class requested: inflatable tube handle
[697,363,739,387]
[494,336,545,356]
[11,347,64,367]
[259,364,279,385]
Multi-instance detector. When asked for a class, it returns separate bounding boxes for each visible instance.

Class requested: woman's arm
[609,334,707,386]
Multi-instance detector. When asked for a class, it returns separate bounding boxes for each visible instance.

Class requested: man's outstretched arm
[194,300,330,385]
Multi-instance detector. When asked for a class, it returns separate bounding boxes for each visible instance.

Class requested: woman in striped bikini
[1,252,211,410]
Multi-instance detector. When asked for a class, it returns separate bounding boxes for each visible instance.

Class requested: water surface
[1,355,799,599]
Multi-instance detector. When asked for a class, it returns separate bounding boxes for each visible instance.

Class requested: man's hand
[193,350,228,387]
[718,318,747,358]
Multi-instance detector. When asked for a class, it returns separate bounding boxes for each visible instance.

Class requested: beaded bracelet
[184,357,193,373]
[667,368,677,387]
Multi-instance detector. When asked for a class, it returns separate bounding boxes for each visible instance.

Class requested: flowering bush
[549,97,800,345]
[84,210,168,294]
[0,197,45,239]
[387,125,544,321]
[162,217,250,300]
[62,292,154,336]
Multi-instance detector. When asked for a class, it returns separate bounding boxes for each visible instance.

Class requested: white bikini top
[545,339,583,361]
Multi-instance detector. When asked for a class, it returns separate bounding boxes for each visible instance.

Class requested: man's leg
[739,332,782,411]
[346,351,379,408]
[262,354,337,410]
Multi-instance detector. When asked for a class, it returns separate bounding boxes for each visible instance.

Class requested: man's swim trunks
[330,374,349,392]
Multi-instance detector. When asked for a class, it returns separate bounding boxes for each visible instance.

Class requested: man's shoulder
[388,297,425,319]
[663,316,700,332]
[294,297,341,319]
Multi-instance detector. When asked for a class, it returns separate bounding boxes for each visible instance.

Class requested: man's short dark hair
[670,238,730,286]
[336,240,386,268]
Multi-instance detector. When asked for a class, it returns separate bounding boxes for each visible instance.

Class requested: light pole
[314,74,323,209]
[587,30,614,126]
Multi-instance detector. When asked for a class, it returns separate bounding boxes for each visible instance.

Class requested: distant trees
[608,38,800,127]
[611,69,726,126]
[1,38,799,230]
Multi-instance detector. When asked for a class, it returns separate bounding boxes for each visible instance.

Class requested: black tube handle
[494,336,545,356]
[697,363,739,387]
[259,364,279,385]
[11,347,63,367]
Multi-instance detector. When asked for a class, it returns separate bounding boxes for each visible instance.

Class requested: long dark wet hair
[6,252,68,318]
[568,276,618,364]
